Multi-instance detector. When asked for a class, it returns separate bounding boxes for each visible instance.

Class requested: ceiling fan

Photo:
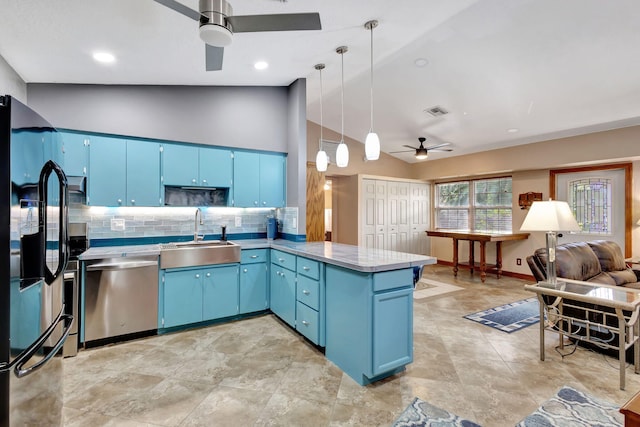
[153,0,321,71]
[390,137,453,160]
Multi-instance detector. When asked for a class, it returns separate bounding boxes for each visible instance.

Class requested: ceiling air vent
[424,105,449,117]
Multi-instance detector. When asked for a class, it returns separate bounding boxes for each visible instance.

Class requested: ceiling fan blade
[389,149,414,154]
[205,45,224,71]
[402,145,419,150]
[153,0,201,21]
[425,142,451,151]
[227,13,321,33]
[428,148,453,152]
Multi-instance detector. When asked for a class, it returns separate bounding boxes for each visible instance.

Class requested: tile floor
[62,264,640,426]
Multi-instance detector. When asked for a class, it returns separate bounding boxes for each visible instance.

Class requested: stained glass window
[568,178,611,234]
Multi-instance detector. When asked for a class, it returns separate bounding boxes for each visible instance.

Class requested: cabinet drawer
[296,301,319,344]
[296,257,320,280]
[271,249,296,270]
[241,249,268,264]
[372,268,414,292]
[296,275,320,310]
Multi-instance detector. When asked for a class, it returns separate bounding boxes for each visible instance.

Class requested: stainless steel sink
[160,240,241,269]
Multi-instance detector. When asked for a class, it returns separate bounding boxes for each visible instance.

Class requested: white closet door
[375,181,387,249]
[361,179,377,249]
[397,182,411,252]
[410,183,431,254]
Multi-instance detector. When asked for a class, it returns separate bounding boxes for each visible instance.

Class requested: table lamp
[520,199,581,285]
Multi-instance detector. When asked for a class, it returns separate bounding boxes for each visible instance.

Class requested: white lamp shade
[199,24,233,47]
[336,142,349,167]
[315,150,328,172]
[365,132,380,160]
[520,200,581,232]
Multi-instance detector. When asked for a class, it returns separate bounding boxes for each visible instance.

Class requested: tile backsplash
[69,204,300,243]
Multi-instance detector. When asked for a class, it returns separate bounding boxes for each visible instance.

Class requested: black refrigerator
[0,95,73,426]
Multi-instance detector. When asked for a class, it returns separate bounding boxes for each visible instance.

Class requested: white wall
[0,54,26,102]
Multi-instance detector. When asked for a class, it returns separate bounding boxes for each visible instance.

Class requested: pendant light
[314,64,328,172]
[336,46,349,168]
[364,20,380,161]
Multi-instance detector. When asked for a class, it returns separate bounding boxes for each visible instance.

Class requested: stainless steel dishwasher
[84,255,159,342]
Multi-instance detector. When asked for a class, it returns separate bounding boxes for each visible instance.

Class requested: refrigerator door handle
[1,307,74,377]
[39,160,69,285]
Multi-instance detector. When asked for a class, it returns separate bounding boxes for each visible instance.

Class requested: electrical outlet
[235,216,242,227]
[516,258,522,266]
[111,218,125,231]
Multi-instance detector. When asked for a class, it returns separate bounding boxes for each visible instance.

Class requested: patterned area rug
[463,297,540,333]
[516,386,622,426]
[391,397,481,427]
[413,278,465,300]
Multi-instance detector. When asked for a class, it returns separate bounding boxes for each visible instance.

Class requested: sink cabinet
[239,249,269,314]
[160,263,239,329]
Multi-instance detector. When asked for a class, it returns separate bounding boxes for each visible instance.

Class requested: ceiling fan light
[365,132,380,161]
[199,24,233,47]
[415,150,428,160]
[316,150,328,172]
[336,142,349,167]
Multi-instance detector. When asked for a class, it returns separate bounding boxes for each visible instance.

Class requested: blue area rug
[391,397,481,427]
[516,386,622,426]
[464,297,540,333]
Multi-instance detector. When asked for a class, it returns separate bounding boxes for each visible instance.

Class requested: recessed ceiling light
[507,128,519,133]
[254,61,269,70]
[93,51,115,64]
[414,58,428,67]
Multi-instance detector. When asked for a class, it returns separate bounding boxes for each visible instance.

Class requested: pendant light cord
[319,66,323,150]
[369,24,374,133]
[340,50,344,143]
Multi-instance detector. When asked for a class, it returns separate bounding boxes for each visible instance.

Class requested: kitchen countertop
[79,239,436,273]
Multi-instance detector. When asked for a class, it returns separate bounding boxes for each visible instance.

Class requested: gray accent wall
[27,84,289,152]
[286,78,307,233]
[0,54,27,103]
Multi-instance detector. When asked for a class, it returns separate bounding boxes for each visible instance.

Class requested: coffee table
[525,279,640,390]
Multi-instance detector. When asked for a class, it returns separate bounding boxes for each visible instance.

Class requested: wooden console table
[426,230,529,282]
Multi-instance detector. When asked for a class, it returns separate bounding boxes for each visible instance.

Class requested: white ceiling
[1,0,640,163]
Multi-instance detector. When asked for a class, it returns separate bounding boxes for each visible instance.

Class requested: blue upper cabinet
[199,147,232,188]
[162,143,233,188]
[127,140,161,206]
[233,151,260,207]
[162,143,199,186]
[88,136,161,206]
[260,153,286,208]
[10,130,48,185]
[60,131,88,177]
[88,135,127,206]
[233,151,285,208]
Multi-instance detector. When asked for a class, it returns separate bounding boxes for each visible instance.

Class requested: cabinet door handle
[192,178,197,183]
[130,199,135,205]
[303,266,310,271]
[250,255,258,259]
[254,201,258,206]
[206,273,211,277]
[195,274,200,279]
[302,290,310,295]
[301,320,309,326]
[278,258,285,263]
[243,268,248,273]
[117,199,122,205]
[202,179,208,184]
[263,201,267,205]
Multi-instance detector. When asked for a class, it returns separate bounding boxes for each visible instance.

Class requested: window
[568,177,612,234]
[435,177,512,232]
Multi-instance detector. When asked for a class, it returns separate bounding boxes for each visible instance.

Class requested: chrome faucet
[194,208,204,242]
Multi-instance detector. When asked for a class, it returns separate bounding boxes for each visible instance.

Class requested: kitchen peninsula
[79,240,436,385]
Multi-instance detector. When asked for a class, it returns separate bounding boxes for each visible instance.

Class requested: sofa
[527,240,640,358]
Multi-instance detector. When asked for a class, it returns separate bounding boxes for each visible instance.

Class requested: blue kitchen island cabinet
[325,265,414,386]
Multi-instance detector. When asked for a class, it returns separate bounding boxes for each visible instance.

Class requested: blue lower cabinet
[240,262,268,314]
[269,263,296,327]
[162,269,202,328]
[296,301,319,344]
[325,265,414,385]
[160,264,240,329]
[203,265,239,321]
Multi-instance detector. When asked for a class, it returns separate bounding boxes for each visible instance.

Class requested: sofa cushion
[552,242,603,281]
[585,272,617,286]
[606,269,638,286]
[588,240,627,271]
